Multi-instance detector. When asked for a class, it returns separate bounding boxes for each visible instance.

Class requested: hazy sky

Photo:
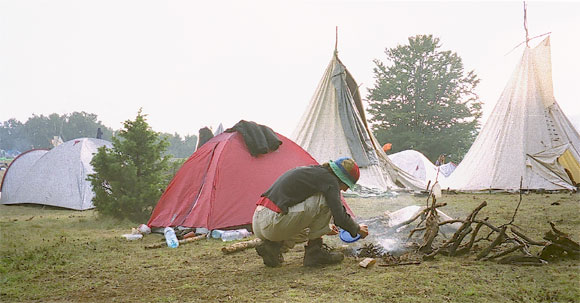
[1,1,579,138]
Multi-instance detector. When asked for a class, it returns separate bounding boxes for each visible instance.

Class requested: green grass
[1,193,579,302]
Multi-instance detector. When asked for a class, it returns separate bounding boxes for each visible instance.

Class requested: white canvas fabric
[292,51,425,191]
[444,37,580,191]
[0,138,112,210]
[389,150,451,185]
[0,149,49,201]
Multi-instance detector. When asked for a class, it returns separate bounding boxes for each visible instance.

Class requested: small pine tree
[88,109,170,222]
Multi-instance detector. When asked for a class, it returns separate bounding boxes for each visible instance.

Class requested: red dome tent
[148,131,325,230]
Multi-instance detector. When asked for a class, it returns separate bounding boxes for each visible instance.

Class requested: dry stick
[414,195,438,239]
[449,226,473,256]
[424,201,487,259]
[378,261,422,267]
[144,234,207,249]
[457,219,487,255]
[419,207,440,252]
[482,244,525,261]
[408,219,464,239]
[476,226,507,260]
[549,221,569,237]
[497,255,547,265]
[473,220,502,233]
[412,202,434,232]
[502,177,524,229]
[543,228,580,254]
[389,203,447,232]
[510,235,533,256]
[221,238,262,254]
[510,227,547,246]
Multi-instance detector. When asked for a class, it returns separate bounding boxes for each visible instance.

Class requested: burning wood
[357,243,385,258]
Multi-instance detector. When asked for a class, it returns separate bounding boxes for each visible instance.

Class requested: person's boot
[303,238,344,267]
[255,239,282,267]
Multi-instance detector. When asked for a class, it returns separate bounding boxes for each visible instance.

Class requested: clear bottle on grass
[220,229,252,241]
[164,227,179,248]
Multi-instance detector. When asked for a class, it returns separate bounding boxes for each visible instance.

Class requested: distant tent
[213,123,224,136]
[0,149,49,199]
[444,37,580,191]
[51,136,63,147]
[0,138,112,210]
[292,50,425,191]
[438,162,457,178]
[389,150,449,185]
[148,130,322,230]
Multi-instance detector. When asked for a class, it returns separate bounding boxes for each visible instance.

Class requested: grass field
[1,192,579,302]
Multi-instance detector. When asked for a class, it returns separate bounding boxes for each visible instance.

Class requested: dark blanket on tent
[225,120,282,157]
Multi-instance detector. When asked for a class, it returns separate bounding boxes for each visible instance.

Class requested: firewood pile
[401,193,580,265]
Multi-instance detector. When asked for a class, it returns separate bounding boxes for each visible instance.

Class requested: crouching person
[252,157,369,267]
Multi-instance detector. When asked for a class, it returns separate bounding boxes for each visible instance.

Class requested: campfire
[344,191,579,267]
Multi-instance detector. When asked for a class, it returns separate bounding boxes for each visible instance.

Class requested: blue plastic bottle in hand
[164,227,179,248]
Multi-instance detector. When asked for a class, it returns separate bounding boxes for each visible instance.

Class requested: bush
[88,110,170,223]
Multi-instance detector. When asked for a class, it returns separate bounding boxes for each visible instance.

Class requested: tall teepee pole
[335,26,338,54]
[523,1,530,47]
[505,3,550,55]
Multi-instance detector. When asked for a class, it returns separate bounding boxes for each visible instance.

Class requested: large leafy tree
[88,109,170,222]
[367,34,482,162]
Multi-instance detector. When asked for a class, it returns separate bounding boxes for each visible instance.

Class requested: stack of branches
[402,187,579,265]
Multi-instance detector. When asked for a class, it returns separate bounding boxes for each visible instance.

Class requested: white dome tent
[0,138,112,210]
[389,150,453,186]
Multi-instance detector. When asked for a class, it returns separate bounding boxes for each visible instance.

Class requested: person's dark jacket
[261,165,360,237]
[225,120,282,157]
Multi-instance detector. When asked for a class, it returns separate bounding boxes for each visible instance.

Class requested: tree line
[0,111,197,159]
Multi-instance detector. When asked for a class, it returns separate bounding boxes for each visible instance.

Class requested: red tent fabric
[148,131,354,230]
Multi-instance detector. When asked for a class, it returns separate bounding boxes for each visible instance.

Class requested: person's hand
[358,224,369,239]
[327,224,339,236]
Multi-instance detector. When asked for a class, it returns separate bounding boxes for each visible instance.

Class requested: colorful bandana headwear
[329,157,360,189]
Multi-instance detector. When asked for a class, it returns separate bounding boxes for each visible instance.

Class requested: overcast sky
[1,1,579,139]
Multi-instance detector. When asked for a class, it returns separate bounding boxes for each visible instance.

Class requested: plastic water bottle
[196,227,209,235]
[221,230,242,241]
[164,227,179,248]
[238,229,252,238]
[220,229,252,241]
[211,229,225,239]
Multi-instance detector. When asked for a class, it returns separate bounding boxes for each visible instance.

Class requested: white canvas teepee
[444,37,580,191]
[292,51,425,191]
[0,138,112,210]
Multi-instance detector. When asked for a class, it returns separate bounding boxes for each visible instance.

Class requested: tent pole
[523,1,529,47]
[335,26,338,54]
